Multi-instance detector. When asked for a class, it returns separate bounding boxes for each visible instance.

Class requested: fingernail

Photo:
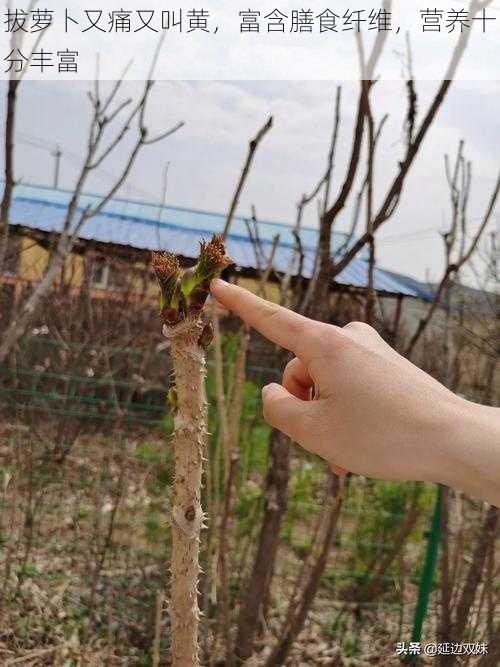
[210,278,224,291]
[210,278,225,292]
[210,277,224,286]
[262,382,279,395]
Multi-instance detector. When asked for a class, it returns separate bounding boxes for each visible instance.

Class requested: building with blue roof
[3,182,432,302]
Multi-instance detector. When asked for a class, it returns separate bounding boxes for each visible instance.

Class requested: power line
[377,227,438,244]
[15,131,162,203]
[377,210,496,246]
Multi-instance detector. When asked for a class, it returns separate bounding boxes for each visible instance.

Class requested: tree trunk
[168,321,207,667]
[218,328,250,665]
[266,473,342,667]
[450,506,499,643]
[438,506,499,667]
[235,427,291,661]
[0,79,19,274]
[361,495,421,602]
[477,624,500,667]
[0,242,69,363]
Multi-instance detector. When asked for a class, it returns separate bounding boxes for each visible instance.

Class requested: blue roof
[7,182,431,301]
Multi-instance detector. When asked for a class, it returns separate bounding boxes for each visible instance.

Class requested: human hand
[210,279,500,505]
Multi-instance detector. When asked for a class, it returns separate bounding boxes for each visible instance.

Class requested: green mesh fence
[0,334,437,646]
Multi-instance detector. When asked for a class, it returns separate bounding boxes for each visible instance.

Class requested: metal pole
[408,484,442,662]
[52,146,62,188]
[490,230,497,282]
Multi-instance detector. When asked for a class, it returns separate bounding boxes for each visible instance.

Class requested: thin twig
[222,116,273,239]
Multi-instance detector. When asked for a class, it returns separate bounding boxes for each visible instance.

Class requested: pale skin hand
[210,279,500,507]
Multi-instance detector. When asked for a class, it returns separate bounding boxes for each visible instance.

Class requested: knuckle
[258,300,277,321]
[261,392,278,423]
[344,320,367,331]
[281,369,292,387]
[343,320,375,336]
[305,323,338,351]
[282,357,300,381]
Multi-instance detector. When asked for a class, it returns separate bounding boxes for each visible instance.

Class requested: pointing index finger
[210,279,312,360]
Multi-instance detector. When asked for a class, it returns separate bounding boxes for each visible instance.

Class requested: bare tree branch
[333,0,488,278]
[0,68,184,363]
[405,154,499,359]
[222,116,273,239]
[0,0,48,273]
[142,120,185,146]
[265,473,343,667]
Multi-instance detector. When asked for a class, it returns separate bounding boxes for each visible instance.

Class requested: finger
[262,382,317,442]
[210,279,314,361]
[282,357,313,401]
[263,384,347,475]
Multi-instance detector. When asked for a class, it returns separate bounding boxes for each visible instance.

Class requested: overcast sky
[1,78,499,283]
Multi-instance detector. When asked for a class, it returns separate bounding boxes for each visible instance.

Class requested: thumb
[262,382,314,443]
[262,383,348,477]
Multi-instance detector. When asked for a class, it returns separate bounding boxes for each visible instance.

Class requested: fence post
[407,484,442,662]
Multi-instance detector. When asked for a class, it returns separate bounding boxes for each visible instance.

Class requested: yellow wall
[17,236,85,287]
[12,232,267,299]
[19,236,47,281]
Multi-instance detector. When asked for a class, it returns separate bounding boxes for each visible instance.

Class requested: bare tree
[405,145,500,359]
[265,473,343,667]
[235,2,496,659]
[0,0,45,274]
[211,235,280,667]
[440,506,499,666]
[222,116,273,240]
[331,0,493,283]
[0,48,184,363]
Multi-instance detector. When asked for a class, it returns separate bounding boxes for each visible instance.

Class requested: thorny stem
[168,322,206,667]
[153,235,231,667]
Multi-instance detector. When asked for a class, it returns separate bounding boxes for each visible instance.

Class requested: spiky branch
[153,235,231,667]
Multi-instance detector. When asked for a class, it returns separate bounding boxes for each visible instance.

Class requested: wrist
[436,398,500,505]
